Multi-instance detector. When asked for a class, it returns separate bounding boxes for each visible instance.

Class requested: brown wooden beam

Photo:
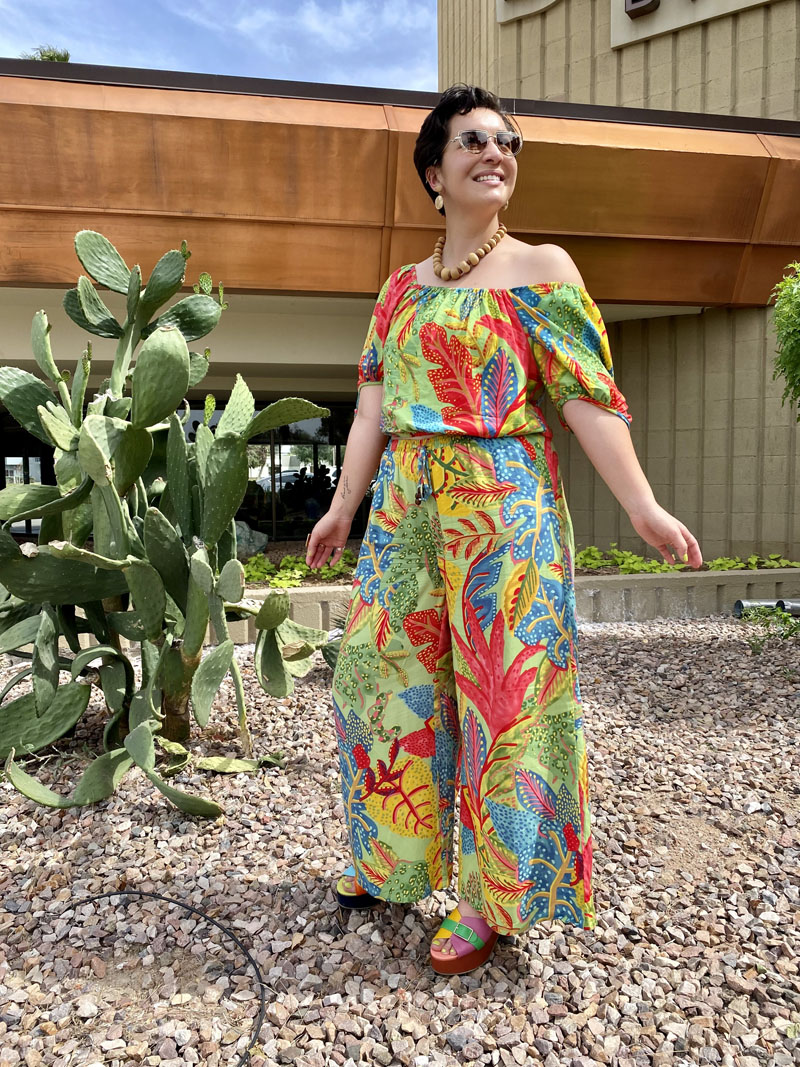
[1,75,798,306]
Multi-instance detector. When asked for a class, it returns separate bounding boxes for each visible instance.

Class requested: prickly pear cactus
[0,231,329,815]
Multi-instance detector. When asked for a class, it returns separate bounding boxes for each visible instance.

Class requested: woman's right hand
[305,511,353,569]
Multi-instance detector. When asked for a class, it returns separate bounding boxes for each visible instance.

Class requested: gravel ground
[1,617,798,1067]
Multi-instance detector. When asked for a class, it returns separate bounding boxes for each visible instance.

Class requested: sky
[0,0,438,92]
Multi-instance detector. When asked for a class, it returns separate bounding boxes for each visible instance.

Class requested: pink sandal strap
[433,910,493,957]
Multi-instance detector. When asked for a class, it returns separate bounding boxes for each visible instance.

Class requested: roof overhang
[1,60,798,306]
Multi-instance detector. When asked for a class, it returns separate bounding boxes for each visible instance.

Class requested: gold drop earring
[434,193,444,212]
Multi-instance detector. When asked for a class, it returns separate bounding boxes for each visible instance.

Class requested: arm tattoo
[339,475,352,501]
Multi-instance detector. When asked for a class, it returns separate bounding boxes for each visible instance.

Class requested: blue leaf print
[480,351,520,435]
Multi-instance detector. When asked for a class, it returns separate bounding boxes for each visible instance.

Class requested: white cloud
[0,0,438,91]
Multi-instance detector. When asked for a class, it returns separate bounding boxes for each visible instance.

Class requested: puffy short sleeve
[356,271,400,391]
[515,284,631,432]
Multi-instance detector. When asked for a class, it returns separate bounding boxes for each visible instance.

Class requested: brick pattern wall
[550,308,799,559]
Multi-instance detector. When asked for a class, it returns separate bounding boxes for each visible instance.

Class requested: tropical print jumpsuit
[332,265,630,934]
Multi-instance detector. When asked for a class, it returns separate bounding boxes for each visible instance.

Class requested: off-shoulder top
[356,264,630,439]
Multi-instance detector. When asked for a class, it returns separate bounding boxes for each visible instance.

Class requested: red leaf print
[400,722,437,757]
[353,744,370,770]
[419,322,484,432]
[373,605,392,651]
[449,482,517,507]
[452,600,540,740]
[535,659,568,707]
[483,873,527,902]
[373,269,414,344]
[403,608,441,674]
[374,509,400,531]
[493,901,515,930]
[476,295,531,367]
[460,786,475,831]
[563,822,580,852]
[388,737,400,766]
[361,862,386,887]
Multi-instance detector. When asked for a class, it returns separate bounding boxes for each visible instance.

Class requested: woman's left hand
[628,503,703,568]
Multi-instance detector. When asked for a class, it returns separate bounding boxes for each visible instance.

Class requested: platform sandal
[429,906,499,975]
[335,865,381,910]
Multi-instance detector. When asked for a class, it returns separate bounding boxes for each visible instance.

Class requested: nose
[479,136,504,163]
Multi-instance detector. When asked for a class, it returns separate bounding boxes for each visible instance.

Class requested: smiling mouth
[474,174,504,184]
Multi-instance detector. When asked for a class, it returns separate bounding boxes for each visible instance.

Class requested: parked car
[256,469,300,491]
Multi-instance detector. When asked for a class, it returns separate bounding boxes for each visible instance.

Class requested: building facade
[440,0,800,558]
[1,22,799,553]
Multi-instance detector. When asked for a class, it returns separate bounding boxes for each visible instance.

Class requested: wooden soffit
[0,74,798,306]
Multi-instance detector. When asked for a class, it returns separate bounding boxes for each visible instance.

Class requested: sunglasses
[448,128,523,157]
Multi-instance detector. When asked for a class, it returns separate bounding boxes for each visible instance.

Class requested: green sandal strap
[437,916,485,950]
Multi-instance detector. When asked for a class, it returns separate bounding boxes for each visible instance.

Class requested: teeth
[476,175,502,183]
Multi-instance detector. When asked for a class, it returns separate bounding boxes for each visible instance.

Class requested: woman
[306,85,702,975]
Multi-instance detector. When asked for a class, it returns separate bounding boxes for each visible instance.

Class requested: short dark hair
[413,84,518,216]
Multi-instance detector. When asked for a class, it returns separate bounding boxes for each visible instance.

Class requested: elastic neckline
[405,264,587,295]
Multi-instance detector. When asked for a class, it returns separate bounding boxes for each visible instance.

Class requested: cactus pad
[254,590,291,630]
[131,327,191,428]
[0,484,61,521]
[0,530,128,604]
[254,628,292,698]
[146,294,222,343]
[0,366,55,444]
[113,426,153,495]
[217,559,244,603]
[31,311,61,383]
[143,508,189,613]
[215,374,254,437]
[74,231,132,294]
[188,350,210,388]
[200,436,248,547]
[245,398,329,441]
[38,404,80,452]
[124,560,166,640]
[191,638,234,727]
[166,414,193,540]
[0,680,91,759]
[139,249,187,323]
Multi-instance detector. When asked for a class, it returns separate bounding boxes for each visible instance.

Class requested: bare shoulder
[511,240,586,286]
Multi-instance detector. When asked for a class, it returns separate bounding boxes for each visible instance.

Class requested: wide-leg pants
[332,433,595,934]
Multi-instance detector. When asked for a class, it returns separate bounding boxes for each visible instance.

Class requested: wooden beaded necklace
[432,223,508,283]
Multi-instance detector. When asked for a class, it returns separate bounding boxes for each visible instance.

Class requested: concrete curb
[573,567,800,623]
[235,567,800,638]
[30,569,797,657]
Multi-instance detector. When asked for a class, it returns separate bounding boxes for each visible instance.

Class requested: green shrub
[740,605,800,654]
[772,261,800,416]
[575,545,800,573]
[244,549,357,588]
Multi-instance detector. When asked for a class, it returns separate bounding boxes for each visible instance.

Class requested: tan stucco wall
[551,307,798,559]
[439,0,799,119]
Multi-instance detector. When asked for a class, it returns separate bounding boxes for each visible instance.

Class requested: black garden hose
[78,890,267,1067]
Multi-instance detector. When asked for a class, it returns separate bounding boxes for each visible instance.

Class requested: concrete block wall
[438,2,800,561]
[548,306,800,560]
[574,568,800,622]
[439,0,800,121]
[239,571,800,633]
